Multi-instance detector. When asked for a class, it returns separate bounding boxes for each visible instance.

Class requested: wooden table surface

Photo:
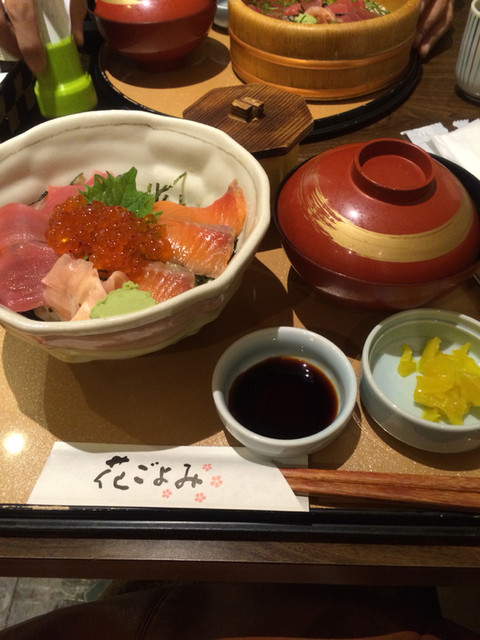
[1,1,480,583]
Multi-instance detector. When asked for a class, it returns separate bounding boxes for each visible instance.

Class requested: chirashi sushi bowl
[0,110,271,362]
[228,0,422,100]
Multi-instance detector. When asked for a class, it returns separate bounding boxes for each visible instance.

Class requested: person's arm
[0,0,86,75]
[414,0,454,58]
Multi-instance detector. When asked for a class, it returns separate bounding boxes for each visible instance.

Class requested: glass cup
[456,0,480,102]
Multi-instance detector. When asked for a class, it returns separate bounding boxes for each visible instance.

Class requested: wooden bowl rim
[228,0,421,35]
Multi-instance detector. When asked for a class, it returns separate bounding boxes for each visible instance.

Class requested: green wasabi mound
[90,281,157,319]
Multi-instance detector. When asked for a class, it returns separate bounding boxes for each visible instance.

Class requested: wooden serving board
[93,27,419,141]
[1,234,480,508]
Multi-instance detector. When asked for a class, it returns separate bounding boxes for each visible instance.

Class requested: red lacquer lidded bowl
[275,138,480,309]
[90,0,216,68]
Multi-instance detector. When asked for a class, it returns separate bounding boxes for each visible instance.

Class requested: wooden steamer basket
[228,0,422,100]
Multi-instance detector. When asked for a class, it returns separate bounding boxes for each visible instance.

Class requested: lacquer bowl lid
[276,139,480,284]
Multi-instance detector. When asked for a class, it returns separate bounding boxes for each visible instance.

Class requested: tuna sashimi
[42,254,129,321]
[153,180,246,236]
[34,172,107,217]
[248,0,381,21]
[35,184,85,216]
[160,217,236,278]
[0,242,59,312]
[0,203,50,252]
[325,0,376,20]
[283,2,302,15]
[134,261,196,303]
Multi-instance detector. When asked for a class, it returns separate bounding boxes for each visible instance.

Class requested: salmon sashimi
[153,180,246,236]
[134,262,196,303]
[160,217,236,278]
[0,171,247,320]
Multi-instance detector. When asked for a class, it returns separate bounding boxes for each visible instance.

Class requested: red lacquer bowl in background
[90,0,216,68]
[274,138,480,310]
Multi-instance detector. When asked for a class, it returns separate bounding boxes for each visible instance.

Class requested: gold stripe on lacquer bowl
[304,184,476,263]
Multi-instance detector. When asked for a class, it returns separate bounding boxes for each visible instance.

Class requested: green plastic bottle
[34,34,97,118]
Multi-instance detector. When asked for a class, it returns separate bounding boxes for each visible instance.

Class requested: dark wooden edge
[1,503,479,544]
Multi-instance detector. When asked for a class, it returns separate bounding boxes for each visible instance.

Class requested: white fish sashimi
[42,254,128,321]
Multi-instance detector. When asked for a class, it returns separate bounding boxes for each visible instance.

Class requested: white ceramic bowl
[0,110,270,362]
[360,309,480,453]
[212,326,357,459]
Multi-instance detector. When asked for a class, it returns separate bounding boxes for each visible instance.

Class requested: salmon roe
[46,194,172,277]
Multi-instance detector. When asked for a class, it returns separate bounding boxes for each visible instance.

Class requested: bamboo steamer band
[229,31,413,99]
[228,0,422,101]
[229,47,413,99]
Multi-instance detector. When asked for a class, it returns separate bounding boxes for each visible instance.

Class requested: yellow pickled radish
[458,371,480,405]
[397,343,417,377]
[397,337,480,424]
[422,407,441,422]
[418,335,440,373]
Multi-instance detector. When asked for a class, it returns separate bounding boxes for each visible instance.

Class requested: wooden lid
[183,83,314,158]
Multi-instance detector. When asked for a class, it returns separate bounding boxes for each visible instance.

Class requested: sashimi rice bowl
[0,111,270,362]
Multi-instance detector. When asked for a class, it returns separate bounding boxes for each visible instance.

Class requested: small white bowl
[360,309,480,453]
[0,110,270,362]
[212,326,357,459]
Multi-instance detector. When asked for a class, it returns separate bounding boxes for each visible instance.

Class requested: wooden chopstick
[280,468,480,512]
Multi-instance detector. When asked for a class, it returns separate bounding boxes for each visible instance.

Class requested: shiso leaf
[79,167,155,218]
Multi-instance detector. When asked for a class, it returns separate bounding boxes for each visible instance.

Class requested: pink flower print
[162,489,172,499]
[195,492,206,503]
[210,475,223,488]
[203,463,212,471]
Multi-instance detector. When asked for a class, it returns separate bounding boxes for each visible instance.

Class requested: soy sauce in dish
[228,356,338,439]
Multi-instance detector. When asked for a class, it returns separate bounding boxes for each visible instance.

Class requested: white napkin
[402,119,480,180]
[28,443,309,512]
